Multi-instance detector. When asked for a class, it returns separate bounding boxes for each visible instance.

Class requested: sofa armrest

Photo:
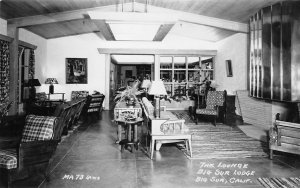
[160,119,186,134]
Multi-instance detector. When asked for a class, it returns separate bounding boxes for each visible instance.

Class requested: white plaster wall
[44,33,106,102]
[0,18,7,35]
[19,29,48,83]
[215,33,248,95]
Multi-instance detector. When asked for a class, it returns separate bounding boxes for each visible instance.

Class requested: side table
[116,117,143,153]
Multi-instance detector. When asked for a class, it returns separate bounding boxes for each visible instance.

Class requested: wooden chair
[83,94,105,120]
[269,113,300,159]
[0,115,59,187]
[195,90,227,126]
[53,103,72,138]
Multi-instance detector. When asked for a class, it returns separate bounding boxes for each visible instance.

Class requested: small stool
[118,118,143,153]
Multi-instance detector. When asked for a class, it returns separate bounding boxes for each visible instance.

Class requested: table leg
[117,123,122,143]
[134,124,137,142]
[128,123,131,142]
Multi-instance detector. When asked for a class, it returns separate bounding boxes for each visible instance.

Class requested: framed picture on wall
[66,58,88,84]
[226,60,233,77]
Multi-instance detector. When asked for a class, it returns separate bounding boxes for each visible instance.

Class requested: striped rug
[258,177,300,188]
[171,111,268,159]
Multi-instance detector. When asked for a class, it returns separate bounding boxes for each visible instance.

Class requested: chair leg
[195,115,198,125]
[188,137,192,158]
[270,149,273,160]
[213,116,216,126]
[150,138,155,160]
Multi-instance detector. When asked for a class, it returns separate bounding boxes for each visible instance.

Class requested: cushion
[0,149,17,169]
[71,91,89,101]
[21,115,57,142]
[196,108,218,116]
[142,97,154,116]
[206,91,225,109]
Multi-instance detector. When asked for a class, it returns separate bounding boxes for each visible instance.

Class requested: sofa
[141,97,192,159]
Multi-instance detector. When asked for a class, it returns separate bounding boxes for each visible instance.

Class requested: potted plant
[114,80,142,104]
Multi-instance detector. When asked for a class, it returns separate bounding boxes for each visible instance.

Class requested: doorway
[109,54,154,108]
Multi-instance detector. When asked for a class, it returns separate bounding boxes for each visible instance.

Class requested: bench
[141,97,192,159]
[269,113,300,159]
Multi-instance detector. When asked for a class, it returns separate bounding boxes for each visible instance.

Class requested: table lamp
[28,79,41,101]
[148,79,167,118]
[45,78,58,94]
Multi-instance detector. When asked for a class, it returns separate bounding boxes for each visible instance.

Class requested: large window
[160,55,214,98]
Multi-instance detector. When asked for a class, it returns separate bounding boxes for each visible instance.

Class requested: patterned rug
[258,177,300,188]
[171,111,268,159]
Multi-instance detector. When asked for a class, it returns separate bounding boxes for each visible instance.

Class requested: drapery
[0,39,10,105]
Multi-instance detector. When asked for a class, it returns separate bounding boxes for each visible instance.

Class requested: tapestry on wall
[66,58,87,84]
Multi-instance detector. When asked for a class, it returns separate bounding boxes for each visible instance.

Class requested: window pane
[174,70,186,82]
[160,70,172,82]
[201,57,213,69]
[174,56,186,69]
[160,56,172,69]
[187,57,200,69]
[188,70,200,82]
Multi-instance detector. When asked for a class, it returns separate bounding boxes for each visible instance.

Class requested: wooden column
[7,24,19,115]
[154,55,160,80]
[105,53,111,110]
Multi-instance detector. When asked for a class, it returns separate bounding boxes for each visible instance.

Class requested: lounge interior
[1,0,300,187]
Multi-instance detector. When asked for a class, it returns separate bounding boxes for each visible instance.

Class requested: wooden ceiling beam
[92,20,115,41]
[153,24,174,41]
[141,3,249,33]
[7,2,248,34]
[7,4,121,27]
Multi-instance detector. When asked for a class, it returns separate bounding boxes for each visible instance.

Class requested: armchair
[0,115,59,187]
[195,90,227,126]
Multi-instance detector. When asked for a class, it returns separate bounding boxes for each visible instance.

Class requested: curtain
[28,49,35,79]
[0,39,10,105]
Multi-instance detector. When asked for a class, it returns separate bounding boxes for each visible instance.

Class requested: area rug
[257,177,300,188]
[171,111,268,159]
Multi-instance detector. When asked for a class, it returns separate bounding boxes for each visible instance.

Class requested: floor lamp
[148,80,167,118]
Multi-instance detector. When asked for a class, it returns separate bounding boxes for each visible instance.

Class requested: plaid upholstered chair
[0,115,59,187]
[195,90,227,126]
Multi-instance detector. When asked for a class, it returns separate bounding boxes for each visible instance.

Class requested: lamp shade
[27,79,41,87]
[148,80,167,96]
[141,79,151,89]
[45,78,58,84]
